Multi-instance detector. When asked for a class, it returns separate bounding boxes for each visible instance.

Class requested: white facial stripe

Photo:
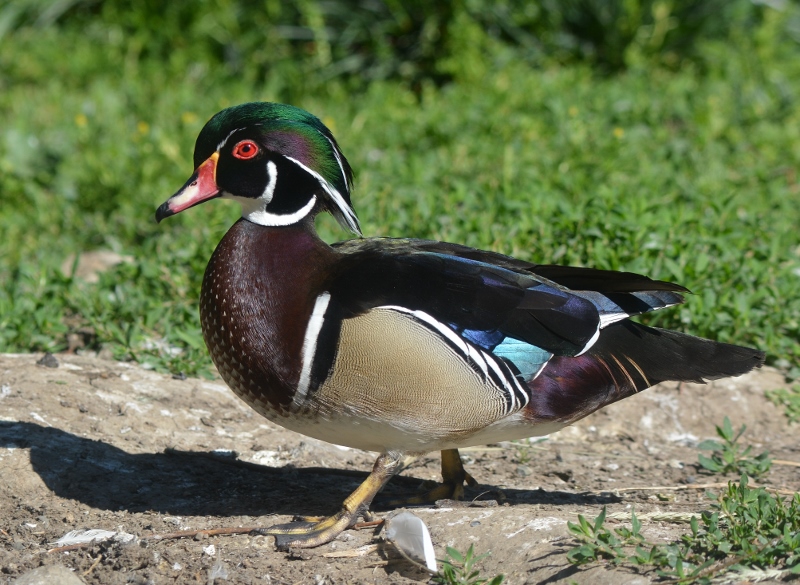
[261,160,278,203]
[323,135,349,191]
[216,127,245,152]
[285,155,360,234]
[295,292,332,407]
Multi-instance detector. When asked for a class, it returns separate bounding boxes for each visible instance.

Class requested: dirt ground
[0,352,797,585]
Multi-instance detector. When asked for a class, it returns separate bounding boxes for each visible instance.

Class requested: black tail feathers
[598,321,765,385]
[527,321,765,423]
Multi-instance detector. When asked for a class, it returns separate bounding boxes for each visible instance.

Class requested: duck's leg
[258,451,403,550]
[388,449,477,505]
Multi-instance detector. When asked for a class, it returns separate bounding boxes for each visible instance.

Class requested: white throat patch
[223,160,318,227]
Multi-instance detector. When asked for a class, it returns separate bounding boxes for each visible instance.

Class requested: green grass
[1,4,799,376]
[434,544,505,585]
[697,417,772,479]
[568,426,792,582]
[766,385,800,422]
[568,478,800,583]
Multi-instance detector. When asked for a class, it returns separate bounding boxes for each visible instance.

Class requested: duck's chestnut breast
[199,219,335,414]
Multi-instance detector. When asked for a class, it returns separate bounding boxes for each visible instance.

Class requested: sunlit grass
[1,10,799,376]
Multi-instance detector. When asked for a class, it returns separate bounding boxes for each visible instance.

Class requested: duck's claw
[256,509,360,550]
[386,448,478,505]
[256,451,402,550]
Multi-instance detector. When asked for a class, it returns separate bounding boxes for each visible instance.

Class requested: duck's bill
[156,152,220,222]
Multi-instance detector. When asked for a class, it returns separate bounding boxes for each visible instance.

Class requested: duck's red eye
[232,140,259,160]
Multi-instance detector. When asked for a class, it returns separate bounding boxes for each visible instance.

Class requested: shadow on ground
[0,421,616,519]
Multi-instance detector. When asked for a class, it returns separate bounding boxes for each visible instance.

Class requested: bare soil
[0,353,797,585]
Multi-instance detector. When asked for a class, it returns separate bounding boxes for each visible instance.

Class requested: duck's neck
[200,218,336,411]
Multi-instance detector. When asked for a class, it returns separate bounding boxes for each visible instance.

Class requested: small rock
[114,531,136,545]
[13,564,86,585]
[287,550,313,561]
[36,353,59,368]
[547,470,572,483]
[2,563,17,574]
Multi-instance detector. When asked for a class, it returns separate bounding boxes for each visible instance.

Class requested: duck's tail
[525,321,765,423]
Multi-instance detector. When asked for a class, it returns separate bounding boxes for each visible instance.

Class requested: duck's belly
[234,307,564,452]
[274,409,566,453]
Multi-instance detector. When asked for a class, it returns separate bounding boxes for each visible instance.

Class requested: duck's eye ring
[232,140,259,160]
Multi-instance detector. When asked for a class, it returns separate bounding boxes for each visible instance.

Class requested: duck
[156,102,765,549]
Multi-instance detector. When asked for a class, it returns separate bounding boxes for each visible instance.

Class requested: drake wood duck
[156,102,765,549]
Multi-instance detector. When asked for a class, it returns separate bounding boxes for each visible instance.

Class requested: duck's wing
[334,237,687,294]
[329,237,685,359]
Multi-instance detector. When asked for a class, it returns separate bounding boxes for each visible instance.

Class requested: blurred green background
[1,0,799,377]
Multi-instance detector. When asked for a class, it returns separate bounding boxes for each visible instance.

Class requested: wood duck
[156,102,765,549]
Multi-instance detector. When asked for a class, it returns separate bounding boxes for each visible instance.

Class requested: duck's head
[156,102,360,234]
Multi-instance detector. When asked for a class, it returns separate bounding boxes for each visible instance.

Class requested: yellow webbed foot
[257,451,402,549]
[387,449,479,505]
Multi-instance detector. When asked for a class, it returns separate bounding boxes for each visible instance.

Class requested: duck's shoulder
[330,236,687,295]
[331,237,538,275]
[323,237,685,358]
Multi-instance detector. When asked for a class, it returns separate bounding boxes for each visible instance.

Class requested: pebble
[13,565,85,585]
[35,353,59,368]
